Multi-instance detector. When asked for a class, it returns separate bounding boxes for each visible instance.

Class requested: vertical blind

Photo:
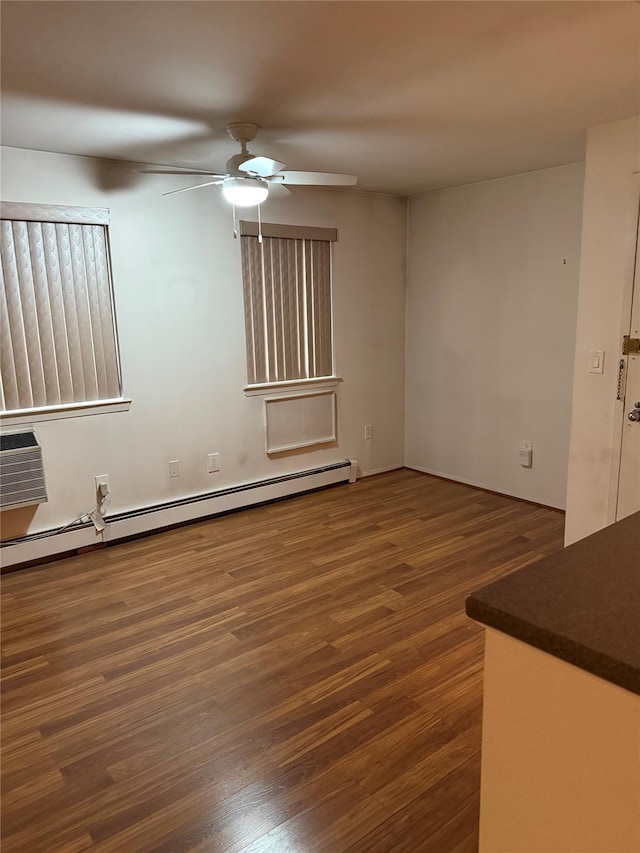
[0,205,121,412]
[241,233,333,385]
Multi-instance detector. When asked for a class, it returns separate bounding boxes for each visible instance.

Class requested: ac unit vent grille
[0,430,48,510]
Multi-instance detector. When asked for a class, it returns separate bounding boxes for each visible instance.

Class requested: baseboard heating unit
[1,459,358,569]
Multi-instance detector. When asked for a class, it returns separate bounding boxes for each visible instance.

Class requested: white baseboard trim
[1,460,355,569]
[1,525,103,568]
[405,465,565,511]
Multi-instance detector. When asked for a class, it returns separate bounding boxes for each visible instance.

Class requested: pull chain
[257,201,263,243]
[232,203,238,239]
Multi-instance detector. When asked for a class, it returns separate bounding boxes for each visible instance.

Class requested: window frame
[240,220,341,396]
[0,201,130,423]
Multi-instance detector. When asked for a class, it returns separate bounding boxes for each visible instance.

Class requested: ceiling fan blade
[140,169,228,177]
[266,183,292,199]
[270,171,358,187]
[238,157,286,178]
[163,179,225,196]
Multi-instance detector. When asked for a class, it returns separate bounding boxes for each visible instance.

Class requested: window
[0,202,123,416]
[240,221,337,387]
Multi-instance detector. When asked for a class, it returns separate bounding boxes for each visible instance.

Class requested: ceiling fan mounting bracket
[226,122,260,145]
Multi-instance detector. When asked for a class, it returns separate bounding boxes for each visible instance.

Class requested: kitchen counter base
[479,629,640,853]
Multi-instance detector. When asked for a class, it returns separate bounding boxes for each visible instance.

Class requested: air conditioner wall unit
[0,429,48,510]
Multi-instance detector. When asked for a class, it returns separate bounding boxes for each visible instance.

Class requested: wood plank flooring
[1,469,565,852]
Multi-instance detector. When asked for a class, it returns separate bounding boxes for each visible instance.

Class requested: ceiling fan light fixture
[222,177,268,207]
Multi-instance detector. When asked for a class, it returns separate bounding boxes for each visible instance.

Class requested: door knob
[628,403,640,422]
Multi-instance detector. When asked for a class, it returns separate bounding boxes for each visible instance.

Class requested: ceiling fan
[140,122,358,206]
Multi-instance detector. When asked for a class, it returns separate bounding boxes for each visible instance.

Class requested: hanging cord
[57,491,110,534]
[257,200,263,243]
[3,492,111,546]
[232,202,238,239]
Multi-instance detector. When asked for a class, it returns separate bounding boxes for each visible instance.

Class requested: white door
[616,214,640,520]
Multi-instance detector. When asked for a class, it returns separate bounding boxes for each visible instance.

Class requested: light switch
[589,350,604,374]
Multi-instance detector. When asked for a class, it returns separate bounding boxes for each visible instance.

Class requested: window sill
[0,398,132,426]
[244,377,342,397]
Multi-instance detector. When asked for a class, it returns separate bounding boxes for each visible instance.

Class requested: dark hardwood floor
[1,468,565,852]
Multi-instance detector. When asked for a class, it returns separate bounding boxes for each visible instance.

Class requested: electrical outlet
[169,460,180,478]
[95,474,110,496]
[207,452,220,473]
[519,440,533,468]
[364,424,373,440]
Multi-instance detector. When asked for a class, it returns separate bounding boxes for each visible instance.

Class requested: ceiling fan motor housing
[226,151,255,175]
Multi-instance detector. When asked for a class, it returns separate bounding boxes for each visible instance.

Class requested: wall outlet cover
[95,474,110,493]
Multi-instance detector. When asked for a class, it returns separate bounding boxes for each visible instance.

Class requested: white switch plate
[169,460,180,478]
[364,424,373,440]
[207,452,220,473]
[589,350,604,374]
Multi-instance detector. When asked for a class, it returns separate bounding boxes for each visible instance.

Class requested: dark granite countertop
[465,511,640,695]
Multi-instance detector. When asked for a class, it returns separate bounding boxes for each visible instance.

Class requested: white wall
[405,163,584,508]
[0,146,407,539]
[565,117,640,545]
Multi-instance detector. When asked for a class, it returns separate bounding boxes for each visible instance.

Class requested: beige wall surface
[0,146,407,537]
[405,163,584,508]
[565,116,640,545]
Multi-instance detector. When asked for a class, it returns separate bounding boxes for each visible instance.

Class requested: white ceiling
[1,1,638,196]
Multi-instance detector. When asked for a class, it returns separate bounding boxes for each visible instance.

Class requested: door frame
[608,180,640,522]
